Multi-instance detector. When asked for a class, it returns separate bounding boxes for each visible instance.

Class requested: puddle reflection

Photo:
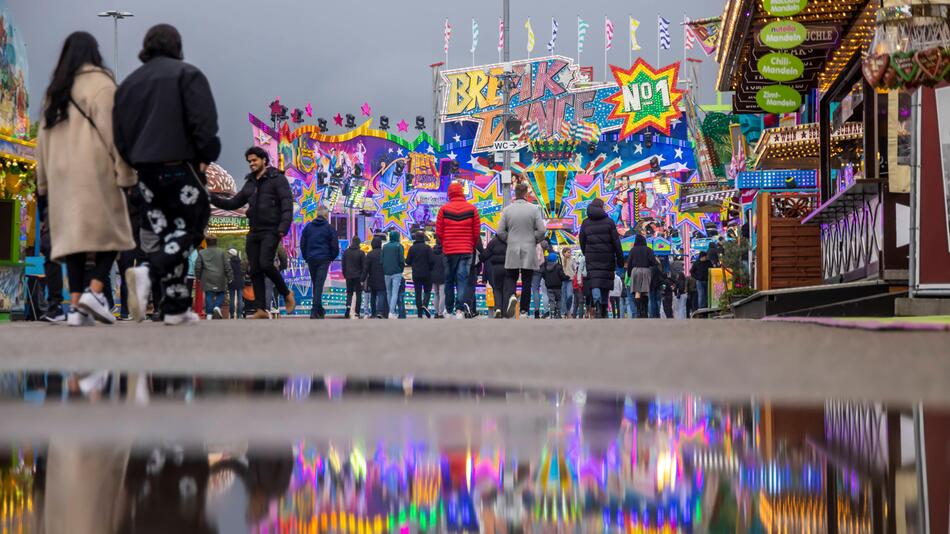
[0,374,930,533]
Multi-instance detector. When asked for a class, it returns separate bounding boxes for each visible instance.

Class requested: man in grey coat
[496,182,547,318]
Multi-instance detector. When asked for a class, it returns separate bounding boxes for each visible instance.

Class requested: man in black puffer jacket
[406,232,436,318]
[341,236,366,318]
[578,198,623,318]
[363,235,388,318]
[210,147,295,318]
[480,234,508,318]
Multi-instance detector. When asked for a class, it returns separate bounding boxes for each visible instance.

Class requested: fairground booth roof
[716,0,876,112]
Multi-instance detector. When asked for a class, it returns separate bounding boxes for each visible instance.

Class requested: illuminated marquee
[440,55,623,153]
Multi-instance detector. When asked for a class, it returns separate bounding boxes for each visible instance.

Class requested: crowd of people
[33,25,722,326]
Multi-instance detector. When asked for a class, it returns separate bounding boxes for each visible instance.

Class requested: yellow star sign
[607,59,684,139]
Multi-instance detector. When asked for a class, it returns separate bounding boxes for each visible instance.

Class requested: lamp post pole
[502,0,513,204]
[97,10,134,78]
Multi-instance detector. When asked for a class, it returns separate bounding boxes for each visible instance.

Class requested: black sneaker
[422,307,431,319]
[40,309,66,323]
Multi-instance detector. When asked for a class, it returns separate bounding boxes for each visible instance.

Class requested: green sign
[764,0,807,17]
[760,20,807,49]
[755,85,803,113]
[757,52,805,82]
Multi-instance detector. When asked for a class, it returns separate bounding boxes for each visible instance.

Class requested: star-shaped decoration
[333,113,343,127]
[426,146,435,154]
[634,143,644,155]
[372,178,417,236]
[660,180,709,236]
[388,148,394,154]
[671,118,681,127]
[305,103,313,117]
[467,155,481,167]
[360,102,372,117]
[562,179,619,231]
[607,59,685,140]
[612,144,620,153]
[256,129,271,145]
[465,174,505,234]
[674,147,684,160]
[397,148,405,156]
[656,154,666,163]
[447,151,458,160]
[397,120,409,132]
[453,134,462,143]
[298,180,325,224]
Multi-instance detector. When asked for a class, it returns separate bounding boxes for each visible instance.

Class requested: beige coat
[36,65,136,261]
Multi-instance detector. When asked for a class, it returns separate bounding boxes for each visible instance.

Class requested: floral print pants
[138,164,210,315]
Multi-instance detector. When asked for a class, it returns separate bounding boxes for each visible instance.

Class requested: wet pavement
[0,369,938,533]
[1,319,948,404]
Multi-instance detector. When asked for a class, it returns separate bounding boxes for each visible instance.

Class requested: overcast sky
[10,0,723,174]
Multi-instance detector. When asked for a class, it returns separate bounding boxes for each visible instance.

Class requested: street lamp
[98,10,134,78]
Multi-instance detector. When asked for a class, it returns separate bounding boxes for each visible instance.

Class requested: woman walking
[578,199,623,318]
[36,32,137,326]
[625,234,656,318]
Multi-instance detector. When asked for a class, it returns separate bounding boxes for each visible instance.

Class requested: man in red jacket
[436,182,481,318]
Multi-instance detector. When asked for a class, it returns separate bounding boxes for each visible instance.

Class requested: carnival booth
[255,53,719,315]
[0,4,32,320]
[716,0,913,318]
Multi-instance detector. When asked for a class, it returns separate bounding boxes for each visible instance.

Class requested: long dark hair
[43,32,109,129]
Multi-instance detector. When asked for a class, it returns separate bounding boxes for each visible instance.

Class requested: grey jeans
[432,283,446,315]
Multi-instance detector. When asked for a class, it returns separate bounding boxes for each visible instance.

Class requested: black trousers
[503,268,534,318]
[345,278,362,316]
[663,291,674,318]
[246,231,289,312]
[413,277,432,316]
[307,259,331,318]
[63,252,117,296]
[138,164,210,315]
[491,266,507,315]
[370,289,386,317]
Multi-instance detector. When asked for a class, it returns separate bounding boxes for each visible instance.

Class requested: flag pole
[629,15,632,67]
[577,15,580,65]
[604,14,608,82]
[445,18,450,67]
[656,14,660,67]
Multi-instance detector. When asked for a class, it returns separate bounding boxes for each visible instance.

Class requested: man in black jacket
[363,235,387,318]
[210,147,295,319]
[405,231,435,318]
[115,24,220,325]
[690,252,712,310]
[341,236,366,319]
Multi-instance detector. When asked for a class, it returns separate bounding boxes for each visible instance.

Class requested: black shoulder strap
[70,96,116,164]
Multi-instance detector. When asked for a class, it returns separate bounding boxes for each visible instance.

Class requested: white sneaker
[164,310,200,326]
[212,307,222,319]
[78,290,115,324]
[389,314,398,320]
[125,265,151,323]
[454,310,465,320]
[67,310,95,327]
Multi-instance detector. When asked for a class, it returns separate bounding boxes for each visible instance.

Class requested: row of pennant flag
[443,15,721,58]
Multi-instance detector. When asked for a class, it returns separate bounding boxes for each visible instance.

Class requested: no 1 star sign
[755,85,802,113]
[757,52,805,82]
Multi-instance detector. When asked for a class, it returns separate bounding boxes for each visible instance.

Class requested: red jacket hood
[447,182,465,200]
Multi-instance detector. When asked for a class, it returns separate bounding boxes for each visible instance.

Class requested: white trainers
[67,310,95,327]
[212,307,222,320]
[125,265,151,323]
[78,290,115,324]
[164,310,200,326]
[454,310,465,320]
